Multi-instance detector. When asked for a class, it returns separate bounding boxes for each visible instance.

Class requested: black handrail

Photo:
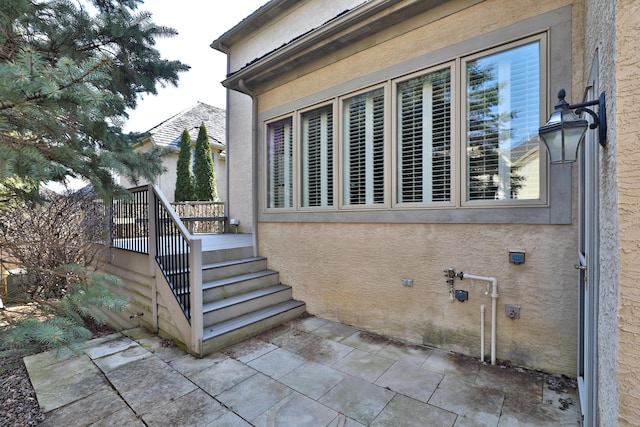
[111,186,150,253]
[110,185,193,322]
[154,195,191,321]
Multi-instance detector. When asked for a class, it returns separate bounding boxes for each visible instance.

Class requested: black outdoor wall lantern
[538,88,607,164]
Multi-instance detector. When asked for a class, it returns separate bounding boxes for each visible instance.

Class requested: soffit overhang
[218,0,458,94]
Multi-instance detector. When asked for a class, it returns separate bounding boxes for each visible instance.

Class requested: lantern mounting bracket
[562,89,607,147]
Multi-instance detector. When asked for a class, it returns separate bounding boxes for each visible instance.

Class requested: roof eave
[219,0,450,93]
[210,0,299,52]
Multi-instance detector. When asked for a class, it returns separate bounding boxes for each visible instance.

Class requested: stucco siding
[260,222,577,375]
[248,0,581,375]
[581,0,620,424]
[226,0,365,75]
[258,0,571,112]
[226,91,255,232]
[615,0,640,425]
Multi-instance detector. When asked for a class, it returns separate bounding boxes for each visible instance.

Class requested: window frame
[257,6,572,225]
[264,115,296,211]
[338,84,391,210]
[391,62,457,209]
[460,34,548,207]
[298,101,337,211]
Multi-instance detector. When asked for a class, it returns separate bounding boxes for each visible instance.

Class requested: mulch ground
[0,307,116,426]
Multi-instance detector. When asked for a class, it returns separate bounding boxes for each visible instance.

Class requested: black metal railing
[110,185,194,322]
[154,192,191,321]
[111,187,150,253]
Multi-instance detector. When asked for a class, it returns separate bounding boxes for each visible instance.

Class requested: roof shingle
[145,102,226,150]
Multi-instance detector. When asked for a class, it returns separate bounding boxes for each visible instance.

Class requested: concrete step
[201,257,268,282]
[202,270,280,303]
[202,299,306,354]
[203,284,292,326]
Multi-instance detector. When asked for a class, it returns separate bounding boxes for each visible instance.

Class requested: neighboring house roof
[140,102,226,152]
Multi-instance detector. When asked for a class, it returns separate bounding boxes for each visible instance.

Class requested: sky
[122,0,267,133]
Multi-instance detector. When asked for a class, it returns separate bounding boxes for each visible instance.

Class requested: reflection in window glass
[466,41,540,201]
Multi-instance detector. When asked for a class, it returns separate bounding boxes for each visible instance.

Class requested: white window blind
[343,88,385,206]
[397,68,451,203]
[266,117,293,208]
[466,41,540,201]
[301,105,333,207]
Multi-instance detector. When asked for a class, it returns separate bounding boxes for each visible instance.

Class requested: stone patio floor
[24,315,581,426]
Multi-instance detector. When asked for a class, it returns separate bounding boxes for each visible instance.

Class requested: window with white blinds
[266,117,293,208]
[301,105,333,207]
[263,35,545,213]
[396,68,452,204]
[465,41,541,201]
[342,88,385,206]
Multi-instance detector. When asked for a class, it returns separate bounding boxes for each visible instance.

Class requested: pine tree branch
[0,58,112,112]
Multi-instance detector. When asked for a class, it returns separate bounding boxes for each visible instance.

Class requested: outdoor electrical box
[509,250,526,265]
[455,290,468,302]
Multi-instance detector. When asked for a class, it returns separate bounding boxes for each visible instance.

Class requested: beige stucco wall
[615,1,640,425]
[118,149,179,200]
[260,222,577,374]
[225,91,255,232]
[583,0,619,423]
[248,0,582,375]
[222,0,364,234]
[258,0,572,112]
[226,0,365,75]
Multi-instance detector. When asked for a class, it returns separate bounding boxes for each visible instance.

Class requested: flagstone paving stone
[25,315,581,426]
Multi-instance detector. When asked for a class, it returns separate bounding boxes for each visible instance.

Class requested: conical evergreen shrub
[174,129,195,202]
[193,123,218,201]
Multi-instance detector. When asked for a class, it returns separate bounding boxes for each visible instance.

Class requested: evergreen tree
[0,0,190,202]
[193,123,217,201]
[174,129,195,202]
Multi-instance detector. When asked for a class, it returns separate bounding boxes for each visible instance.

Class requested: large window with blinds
[301,105,333,208]
[263,35,545,213]
[342,88,385,206]
[465,40,541,202]
[266,117,293,209]
[396,67,452,205]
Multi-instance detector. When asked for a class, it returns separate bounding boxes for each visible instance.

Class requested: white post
[147,185,159,333]
[189,237,203,355]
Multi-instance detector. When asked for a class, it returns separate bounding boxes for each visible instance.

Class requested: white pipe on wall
[461,274,499,365]
[480,304,486,363]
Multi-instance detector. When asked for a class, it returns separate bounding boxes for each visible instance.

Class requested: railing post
[147,185,157,272]
[223,201,228,233]
[147,185,159,333]
[106,201,113,262]
[189,237,203,354]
